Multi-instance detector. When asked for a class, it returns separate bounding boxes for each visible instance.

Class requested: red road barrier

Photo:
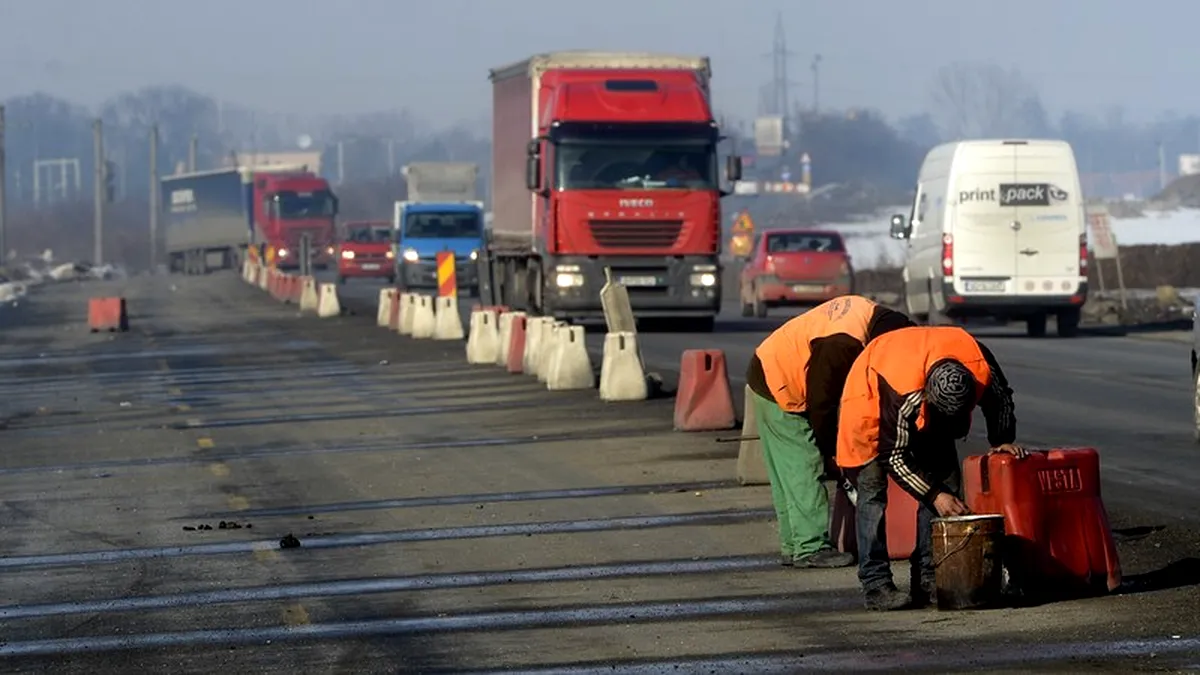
[830,478,920,560]
[505,314,527,374]
[673,349,736,431]
[88,297,129,333]
[964,447,1121,594]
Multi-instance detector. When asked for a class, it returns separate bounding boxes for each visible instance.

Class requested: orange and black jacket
[746,296,916,457]
[835,325,1017,503]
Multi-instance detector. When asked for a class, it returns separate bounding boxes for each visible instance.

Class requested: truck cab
[393,202,485,295]
[254,171,339,271]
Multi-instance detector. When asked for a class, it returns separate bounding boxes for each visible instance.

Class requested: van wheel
[1026,313,1048,337]
[1056,308,1081,337]
[902,286,928,324]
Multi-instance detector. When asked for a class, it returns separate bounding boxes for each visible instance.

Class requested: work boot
[780,555,795,567]
[864,583,912,611]
[793,548,855,569]
[910,579,938,609]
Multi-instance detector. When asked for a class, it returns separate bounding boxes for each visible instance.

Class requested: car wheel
[753,293,768,319]
[741,298,753,317]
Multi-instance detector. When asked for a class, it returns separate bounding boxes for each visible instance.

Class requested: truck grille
[588,220,683,248]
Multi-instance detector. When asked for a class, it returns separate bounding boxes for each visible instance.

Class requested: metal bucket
[931,513,1006,610]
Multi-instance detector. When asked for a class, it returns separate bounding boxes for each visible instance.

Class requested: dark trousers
[849,442,962,593]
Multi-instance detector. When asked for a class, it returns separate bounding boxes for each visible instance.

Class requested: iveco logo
[618,198,654,208]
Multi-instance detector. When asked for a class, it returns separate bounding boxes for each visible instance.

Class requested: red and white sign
[1086,205,1119,260]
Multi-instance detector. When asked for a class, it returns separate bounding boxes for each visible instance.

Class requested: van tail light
[1079,233,1088,272]
[941,233,954,276]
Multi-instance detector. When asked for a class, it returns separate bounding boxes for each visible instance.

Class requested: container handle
[931,525,979,569]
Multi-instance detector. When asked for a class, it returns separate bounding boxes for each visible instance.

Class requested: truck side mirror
[525,154,542,192]
[889,214,911,240]
[725,155,743,183]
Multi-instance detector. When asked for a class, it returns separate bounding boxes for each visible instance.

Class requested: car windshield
[404,212,481,238]
[766,233,845,253]
[346,227,392,243]
[554,140,716,190]
[274,190,337,219]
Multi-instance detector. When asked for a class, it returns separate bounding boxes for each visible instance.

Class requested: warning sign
[732,211,755,234]
[1086,206,1118,260]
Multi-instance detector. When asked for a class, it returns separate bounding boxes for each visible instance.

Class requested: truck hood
[557,190,718,254]
[398,238,481,259]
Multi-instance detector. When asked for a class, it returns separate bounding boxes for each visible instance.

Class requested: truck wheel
[387,275,396,286]
[1056,308,1081,337]
[1025,313,1048,337]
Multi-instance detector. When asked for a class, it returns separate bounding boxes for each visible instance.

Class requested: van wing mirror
[889,214,911,240]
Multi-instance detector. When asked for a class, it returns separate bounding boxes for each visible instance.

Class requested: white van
[890,139,1089,337]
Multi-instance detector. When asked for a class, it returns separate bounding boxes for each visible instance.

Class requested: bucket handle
[931,525,980,569]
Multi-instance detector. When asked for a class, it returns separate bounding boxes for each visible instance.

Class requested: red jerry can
[963,448,1122,595]
[831,476,921,561]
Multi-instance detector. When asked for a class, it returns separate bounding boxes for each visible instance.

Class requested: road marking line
[208,462,229,478]
[185,418,202,427]
[168,387,183,395]
[282,603,310,626]
[172,403,191,412]
[196,437,214,449]
[252,549,280,563]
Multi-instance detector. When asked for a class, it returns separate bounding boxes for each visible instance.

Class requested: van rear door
[950,144,1018,296]
[1010,145,1082,296]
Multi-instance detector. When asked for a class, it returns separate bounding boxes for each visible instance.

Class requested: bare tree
[929,62,1043,139]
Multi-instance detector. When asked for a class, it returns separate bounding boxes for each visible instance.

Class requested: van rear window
[766,233,844,253]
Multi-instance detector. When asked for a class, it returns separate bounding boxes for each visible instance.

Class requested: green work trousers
[751,390,831,559]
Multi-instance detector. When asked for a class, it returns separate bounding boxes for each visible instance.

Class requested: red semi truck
[480,51,742,331]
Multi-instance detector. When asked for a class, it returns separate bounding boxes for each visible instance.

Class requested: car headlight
[469,250,479,261]
[341,250,355,260]
[325,246,335,255]
[689,272,717,287]
[402,249,419,262]
[386,250,395,259]
[277,248,289,258]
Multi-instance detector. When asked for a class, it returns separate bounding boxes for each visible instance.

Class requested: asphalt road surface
[0,272,1195,673]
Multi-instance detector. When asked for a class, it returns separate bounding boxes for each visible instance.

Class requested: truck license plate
[963,280,1006,292]
[361,263,380,271]
[620,276,658,287]
[792,284,824,293]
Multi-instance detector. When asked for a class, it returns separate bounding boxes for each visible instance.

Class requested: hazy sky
[0,0,1193,129]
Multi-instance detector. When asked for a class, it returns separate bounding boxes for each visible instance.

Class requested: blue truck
[393,162,485,295]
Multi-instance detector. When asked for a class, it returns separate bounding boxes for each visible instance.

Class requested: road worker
[746,295,916,569]
[835,325,1024,610]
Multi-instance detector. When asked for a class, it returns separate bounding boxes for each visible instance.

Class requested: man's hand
[989,443,1027,458]
[933,492,970,517]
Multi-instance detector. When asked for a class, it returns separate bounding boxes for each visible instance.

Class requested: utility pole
[188,134,198,172]
[149,124,159,272]
[93,119,104,265]
[811,54,822,114]
[0,105,7,263]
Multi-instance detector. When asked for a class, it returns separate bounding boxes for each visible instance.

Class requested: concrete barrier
[257,266,270,291]
[466,308,501,364]
[599,331,647,401]
[398,293,415,335]
[299,277,319,313]
[242,260,254,283]
[496,311,523,367]
[433,295,465,340]
[735,384,769,485]
[316,283,341,318]
[411,295,436,339]
[523,316,549,375]
[546,325,594,391]
[536,320,562,383]
[376,288,394,327]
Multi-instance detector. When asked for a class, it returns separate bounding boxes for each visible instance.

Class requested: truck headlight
[690,273,717,287]
[325,246,335,256]
[555,273,584,288]
[277,248,289,258]
[341,250,355,260]
[469,250,479,261]
[692,264,718,273]
[402,249,419,263]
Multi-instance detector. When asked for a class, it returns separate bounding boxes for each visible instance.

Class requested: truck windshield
[404,212,481,238]
[274,190,337,219]
[554,141,716,190]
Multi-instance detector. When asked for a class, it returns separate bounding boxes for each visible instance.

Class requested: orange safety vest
[754,295,877,413]
[836,325,992,469]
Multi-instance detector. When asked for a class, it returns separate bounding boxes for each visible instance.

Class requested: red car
[739,228,854,318]
[336,221,395,284]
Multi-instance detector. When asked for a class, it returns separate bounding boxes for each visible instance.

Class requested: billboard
[754,116,785,157]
